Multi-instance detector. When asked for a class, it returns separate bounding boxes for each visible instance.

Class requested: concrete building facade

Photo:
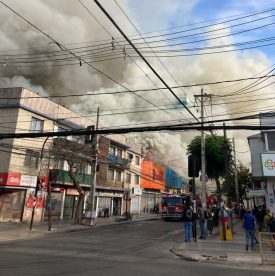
[0,87,143,222]
[248,113,275,214]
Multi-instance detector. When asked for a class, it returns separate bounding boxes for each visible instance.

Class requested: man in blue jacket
[243,208,257,251]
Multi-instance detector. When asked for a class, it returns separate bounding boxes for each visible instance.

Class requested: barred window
[24,150,39,168]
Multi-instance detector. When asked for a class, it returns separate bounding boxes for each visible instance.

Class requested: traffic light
[189,179,195,193]
[85,125,95,144]
[188,154,201,177]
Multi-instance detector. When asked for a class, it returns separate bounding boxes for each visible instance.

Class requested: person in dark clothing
[183,205,193,242]
[198,204,207,239]
[240,205,246,220]
[253,206,262,231]
[207,209,214,235]
[103,208,109,218]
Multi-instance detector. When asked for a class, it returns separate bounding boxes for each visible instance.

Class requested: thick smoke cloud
[0,0,273,179]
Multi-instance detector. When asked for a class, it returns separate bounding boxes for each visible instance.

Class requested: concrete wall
[248,134,265,178]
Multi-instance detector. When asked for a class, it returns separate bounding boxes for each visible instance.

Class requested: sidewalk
[170,218,266,267]
[0,213,160,242]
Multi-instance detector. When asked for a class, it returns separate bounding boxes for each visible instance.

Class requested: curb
[61,216,160,233]
[0,216,160,242]
[169,248,264,267]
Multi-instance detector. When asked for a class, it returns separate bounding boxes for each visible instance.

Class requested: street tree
[187,135,233,201]
[50,137,93,224]
[222,162,253,204]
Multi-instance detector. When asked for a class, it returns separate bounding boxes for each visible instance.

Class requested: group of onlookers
[182,202,275,251]
[182,203,224,242]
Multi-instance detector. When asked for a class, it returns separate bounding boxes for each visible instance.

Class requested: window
[266,132,275,150]
[30,117,44,133]
[127,153,133,161]
[135,174,140,185]
[24,150,39,168]
[126,173,131,184]
[116,171,122,182]
[117,149,123,158]
[80,164,90,174]
[109,146,115,155]
[57,159,65,170]
[135,156,140,165]
[107,168,115,180]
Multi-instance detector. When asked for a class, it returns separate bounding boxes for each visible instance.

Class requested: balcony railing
[108,153,130,168]
[49,169,92,186]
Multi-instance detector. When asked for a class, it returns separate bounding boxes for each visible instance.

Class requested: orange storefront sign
[141,161,165,191]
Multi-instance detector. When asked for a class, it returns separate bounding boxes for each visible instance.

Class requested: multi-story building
[0,87,143,222]
[165,167,184,194]
[248,112,275,214]
[140,151,166,213]
[96,135,143,216]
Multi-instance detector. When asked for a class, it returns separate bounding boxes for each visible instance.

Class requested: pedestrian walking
[243,208,257,251]
[207,209,214,235]
[183,205,193,242]
[198,204,206,239]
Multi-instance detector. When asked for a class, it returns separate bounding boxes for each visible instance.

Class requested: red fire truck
[161,194,191,221]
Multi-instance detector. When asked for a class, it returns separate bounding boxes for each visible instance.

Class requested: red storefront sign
[38,177,49,190]
[0,173,21,186]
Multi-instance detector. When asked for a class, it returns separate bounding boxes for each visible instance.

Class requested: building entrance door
[113,197,121,216]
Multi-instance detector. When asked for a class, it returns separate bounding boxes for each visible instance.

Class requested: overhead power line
[94,0,199,122]
[0,74,274,101]
[0,111,273,140]
[0,1,188,123]
[0,123,273,140]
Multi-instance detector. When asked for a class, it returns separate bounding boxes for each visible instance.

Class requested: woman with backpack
[183,205,193,242]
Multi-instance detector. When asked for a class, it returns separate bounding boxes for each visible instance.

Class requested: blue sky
[125,0,275,61]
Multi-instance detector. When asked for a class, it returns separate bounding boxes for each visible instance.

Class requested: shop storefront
[63,189,79,219]
[43,188,64,221]
[141,191,162,213]
[130,188,142,214]
[0,187,26,222]
[0,172,47,222]
[96,191,123,217]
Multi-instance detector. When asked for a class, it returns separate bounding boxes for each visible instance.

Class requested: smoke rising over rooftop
[0,0,274,177]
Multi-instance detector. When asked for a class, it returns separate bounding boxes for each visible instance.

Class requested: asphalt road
[0,220,274,276]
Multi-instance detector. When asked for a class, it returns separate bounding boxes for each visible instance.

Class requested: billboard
[261,153,275,176]
[20,175,37,187]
